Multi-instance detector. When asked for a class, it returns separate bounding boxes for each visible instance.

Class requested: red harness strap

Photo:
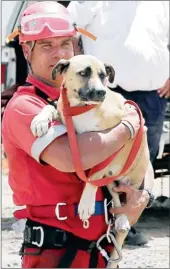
[61,87,144,187]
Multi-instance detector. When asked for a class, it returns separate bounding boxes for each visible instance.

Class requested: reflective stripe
[31,124,67,162]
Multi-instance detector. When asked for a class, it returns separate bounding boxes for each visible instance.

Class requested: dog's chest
[72,110,102,134]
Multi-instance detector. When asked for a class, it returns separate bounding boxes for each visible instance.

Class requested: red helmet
[19,1,76,43]
[6,1,96,44]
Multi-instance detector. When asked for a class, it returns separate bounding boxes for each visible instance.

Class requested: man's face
[29,36,74,86]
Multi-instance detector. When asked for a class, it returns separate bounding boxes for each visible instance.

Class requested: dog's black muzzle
[78,88,106,102]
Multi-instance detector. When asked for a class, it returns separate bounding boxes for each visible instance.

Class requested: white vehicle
[1,1,32,91]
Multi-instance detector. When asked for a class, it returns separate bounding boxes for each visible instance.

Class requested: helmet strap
[24,41,35,74]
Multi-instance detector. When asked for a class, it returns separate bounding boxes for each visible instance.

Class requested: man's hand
[157,78,170,98]
[110,185,149,225]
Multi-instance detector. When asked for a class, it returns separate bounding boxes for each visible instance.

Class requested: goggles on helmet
[6,13,96,43]
[20,12,75,36]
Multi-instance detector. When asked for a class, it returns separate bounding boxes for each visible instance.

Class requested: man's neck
[30,72,57,87]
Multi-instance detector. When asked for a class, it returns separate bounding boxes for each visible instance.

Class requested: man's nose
[52,48,65,59]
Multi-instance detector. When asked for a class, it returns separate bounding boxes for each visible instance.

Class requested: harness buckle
[32,226,44,247]
[55,203,67,220]
[53,229,67,247]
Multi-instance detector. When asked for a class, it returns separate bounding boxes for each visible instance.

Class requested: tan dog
[31,55,153,268]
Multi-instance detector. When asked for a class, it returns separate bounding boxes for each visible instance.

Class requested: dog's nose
[78,88,106,102]
[87,89,106,101]
[95,90,106,99]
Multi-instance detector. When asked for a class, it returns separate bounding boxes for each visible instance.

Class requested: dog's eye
[78,67,91,77]
[79,71,86,77]
[99,73,106,80]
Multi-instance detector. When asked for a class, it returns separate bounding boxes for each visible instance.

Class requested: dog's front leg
[112,191,131,232]
[107,231,128,268]
[78,182,98,228]
[106,184,130,268]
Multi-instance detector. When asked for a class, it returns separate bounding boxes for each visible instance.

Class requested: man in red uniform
[2,2,153,268]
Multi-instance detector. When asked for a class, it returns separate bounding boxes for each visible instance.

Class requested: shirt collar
[26,74,60,100]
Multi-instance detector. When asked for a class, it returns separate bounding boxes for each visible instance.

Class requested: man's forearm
[41,122,130,173]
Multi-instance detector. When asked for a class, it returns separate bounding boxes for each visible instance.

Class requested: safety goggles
[6,12,96,43]
[20,12,75,36]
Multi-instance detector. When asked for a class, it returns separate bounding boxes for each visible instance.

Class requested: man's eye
[62,42,71,47]
[43,44,52,48]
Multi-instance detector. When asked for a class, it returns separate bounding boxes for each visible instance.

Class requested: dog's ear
[104,64,115,83]
[52,59,70,80]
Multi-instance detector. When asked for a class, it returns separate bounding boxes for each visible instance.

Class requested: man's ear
[52,59,70,80]
[104,64,115,83]
[22,43,31,60]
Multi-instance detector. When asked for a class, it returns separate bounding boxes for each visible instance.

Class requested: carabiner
[104,198,115,225]
[96,233,122,263]
[107,233,122,263]
[96,234,111,262]
[106,220,112,243]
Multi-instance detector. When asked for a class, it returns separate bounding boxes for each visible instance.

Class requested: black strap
[24,82,57,108]
[89,248,99,268]
[57,239,99,268]
[24,220,97,251]
[57,245,78,268]
[22,219,107,268]
[57,245,99,268]
[35,88,57,108]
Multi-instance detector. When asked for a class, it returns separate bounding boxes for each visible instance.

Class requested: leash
[61,86,144,187]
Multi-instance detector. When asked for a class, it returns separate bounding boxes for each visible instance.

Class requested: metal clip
[96,234,111,262]
[55,203,67,220]
[96,233,122,263]
[104,198,114,225]
[106,219,112,243]
[107,233,122,263]
[32,226,44,247]
[103,199,122,263]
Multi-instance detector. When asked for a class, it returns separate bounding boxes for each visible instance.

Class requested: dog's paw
[78,197,95,226]
[78,184,97,227]
[115,215,131,233]
[31,114,50,137]
[31,105,57,137]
